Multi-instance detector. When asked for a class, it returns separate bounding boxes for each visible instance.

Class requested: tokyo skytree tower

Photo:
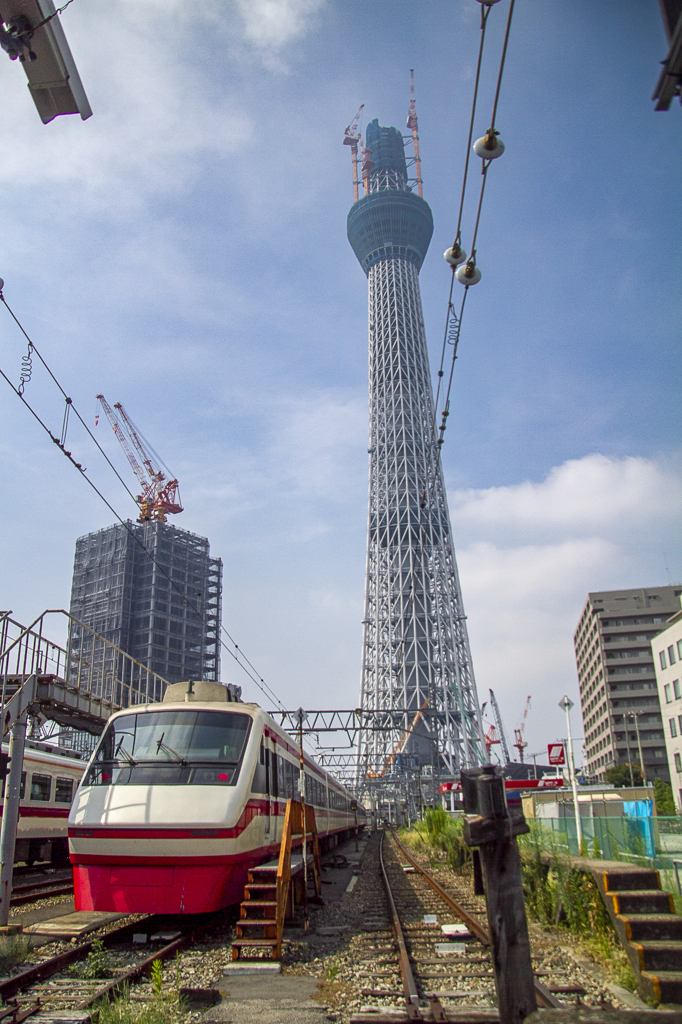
[347,112,485,787]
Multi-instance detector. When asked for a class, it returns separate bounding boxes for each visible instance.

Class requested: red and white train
[68,681,365,914]
[1,740,85,866]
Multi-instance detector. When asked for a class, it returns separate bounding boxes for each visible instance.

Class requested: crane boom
[96,394,183,522]
[343,103,364,203]
[488,689,512,765]
[514,696,531,762]
[406,69,423,198]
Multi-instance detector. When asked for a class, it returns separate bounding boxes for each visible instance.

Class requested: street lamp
[0,0,91,123]
[559,695,583,855]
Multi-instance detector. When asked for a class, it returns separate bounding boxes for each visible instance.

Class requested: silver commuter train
[68,680,364,913]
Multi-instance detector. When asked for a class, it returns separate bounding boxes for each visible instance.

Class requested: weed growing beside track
[400,808,472,873]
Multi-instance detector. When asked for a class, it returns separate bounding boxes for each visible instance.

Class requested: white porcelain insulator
[443,246,467,267]
[456,263,482,286]
[473,135,505,160]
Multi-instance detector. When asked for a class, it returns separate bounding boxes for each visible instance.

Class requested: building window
[671,719,678,738]
[669,645,677,665]
[677,639,682,660]
[675,753,682,773]
[665,684,672,703]
[675,680,682,700]
[660,650,667,669]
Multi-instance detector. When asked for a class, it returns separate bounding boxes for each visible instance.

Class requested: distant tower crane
[514,696,532,763]
[343,103,364,203]
[406,69,423,198]
[488,689,512,765]
[96,395,183,523]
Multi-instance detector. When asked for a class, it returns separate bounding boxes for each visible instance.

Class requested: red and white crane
[514,696,532,763]
[96,394,183,523]
[343,103,364,203]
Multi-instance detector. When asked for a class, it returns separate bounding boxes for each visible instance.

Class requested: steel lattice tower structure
[348,118,485,795]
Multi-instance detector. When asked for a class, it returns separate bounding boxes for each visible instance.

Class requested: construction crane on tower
[406,69,423,198]
[514,696,531,763]
[488,689,512,765]
[343,103,364,203]
[96,394,183,523]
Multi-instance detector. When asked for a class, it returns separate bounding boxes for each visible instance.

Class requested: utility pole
[0,674,37,925]
[559,696,582,856]
[629,712,647,786]
[297,707,309,934]
[623,718,635,786]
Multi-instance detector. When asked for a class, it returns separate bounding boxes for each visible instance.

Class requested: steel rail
[0,916,154,1001]
[10,882,74,906]
[378,830,421,1013]
[388,829,561,1011]
[78,934,189,1007]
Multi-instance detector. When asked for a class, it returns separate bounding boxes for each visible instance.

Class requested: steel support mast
[347,116,485,800]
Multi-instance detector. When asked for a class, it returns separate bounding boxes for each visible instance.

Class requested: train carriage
[68,680,364,914]
[0,741,85,865]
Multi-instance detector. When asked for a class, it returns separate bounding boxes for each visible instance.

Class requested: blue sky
[0,0,680,763]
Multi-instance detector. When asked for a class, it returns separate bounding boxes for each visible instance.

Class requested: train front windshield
[84,710,252,787]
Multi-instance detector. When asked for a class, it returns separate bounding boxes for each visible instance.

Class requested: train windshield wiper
[114,739,136,767]
[154,732,187,765]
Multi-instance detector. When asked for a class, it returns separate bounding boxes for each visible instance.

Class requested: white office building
[652,607,682,812]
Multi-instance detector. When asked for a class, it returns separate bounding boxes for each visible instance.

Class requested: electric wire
[0,304,286,712]
[0,293,139,508]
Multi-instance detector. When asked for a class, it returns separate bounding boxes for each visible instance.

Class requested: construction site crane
[406,69,423,198]
[366,698,429,779]
[343,103,364,203]
[514,696,531,763]
[488,689,512,765]
[96,394,183,523]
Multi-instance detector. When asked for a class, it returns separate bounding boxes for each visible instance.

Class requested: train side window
[55,778,74,804]
[278,754,285,797]
[20,772,26,800]
[259,740,265,766]
[30,774,51,801]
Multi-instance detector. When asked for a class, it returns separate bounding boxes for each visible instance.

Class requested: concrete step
[603,870,661,892]
[640,970,682,1005]
[608,890,675,915]
[620,913,682,942]
[634,940,682,972]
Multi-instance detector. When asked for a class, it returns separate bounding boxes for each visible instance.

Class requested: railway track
[0,916,191,1023]
[10,879,74,907]
[343,829,563,1024]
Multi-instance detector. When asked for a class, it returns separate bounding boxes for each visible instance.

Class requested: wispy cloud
[449,454,682,761]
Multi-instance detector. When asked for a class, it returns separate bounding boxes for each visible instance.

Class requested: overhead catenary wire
[0,297,286,712]
[429,0,517,493]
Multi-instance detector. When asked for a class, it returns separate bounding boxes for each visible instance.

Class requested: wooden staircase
[596,865,682,1005]
[231,799,321,962]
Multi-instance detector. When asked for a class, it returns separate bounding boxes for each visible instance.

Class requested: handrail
[0,610,169,725]
[275,800,322,958]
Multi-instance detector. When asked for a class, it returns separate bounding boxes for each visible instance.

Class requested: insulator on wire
[444,245,467,267]
[456,262,482,286]
[474,132,505,160]
[476,0,502,4]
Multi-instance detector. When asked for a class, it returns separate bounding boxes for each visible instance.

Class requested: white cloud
[450,454,682,542]
[449,454,682,764]
[236,0,326,51]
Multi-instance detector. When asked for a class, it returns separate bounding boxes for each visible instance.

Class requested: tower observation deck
[348,118,485,800]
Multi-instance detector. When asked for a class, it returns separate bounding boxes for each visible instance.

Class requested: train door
[264,739,272,843]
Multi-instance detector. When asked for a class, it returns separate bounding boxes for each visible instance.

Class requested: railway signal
[0,0,91,123]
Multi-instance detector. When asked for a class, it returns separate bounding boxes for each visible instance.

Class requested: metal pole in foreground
[559,696,583,856]
[0,715,28,925]
[631,712,647,786]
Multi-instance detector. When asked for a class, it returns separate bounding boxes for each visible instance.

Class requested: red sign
[439,777,564,794]
[548,743,565,765]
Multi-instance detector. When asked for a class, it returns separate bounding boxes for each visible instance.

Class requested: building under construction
[69,521,222,687]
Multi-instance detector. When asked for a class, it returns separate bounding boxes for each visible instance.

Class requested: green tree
[654,778,676,816]
[604,763,643,787]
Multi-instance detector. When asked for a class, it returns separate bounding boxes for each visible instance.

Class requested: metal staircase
[231,799,321,962]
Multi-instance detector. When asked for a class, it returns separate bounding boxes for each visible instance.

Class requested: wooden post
[462,766,537,1024]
